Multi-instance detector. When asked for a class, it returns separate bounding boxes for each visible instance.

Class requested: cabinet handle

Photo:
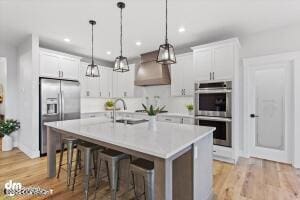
[183,89,186,96]
[99,91,101,97]
[209,72,212,80]
[86,91,90,97]
[109,92,111,97]
[181,89,183,96]
[124,92,127,97]
[61,71,63,77]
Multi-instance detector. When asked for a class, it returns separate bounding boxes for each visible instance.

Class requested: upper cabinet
[39,48,80,80]
[99,67,113,98]
[192,38,240,81]
[170,53,194,96]
[113,64,135,98]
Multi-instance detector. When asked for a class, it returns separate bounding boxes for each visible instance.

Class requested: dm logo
[4,180,22,196]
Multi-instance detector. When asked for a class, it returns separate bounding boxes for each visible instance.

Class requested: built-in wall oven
[194,80,232,147]
[195,116,232,147]
[195,80,232,118]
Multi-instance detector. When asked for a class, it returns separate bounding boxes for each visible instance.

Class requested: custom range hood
[135,51,171,86]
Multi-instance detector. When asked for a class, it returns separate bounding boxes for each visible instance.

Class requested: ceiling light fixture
[64,38,71,42]
[106,51,111,55]
[156,0,176,64]
[178,27,185,33]
[136,41,142,46]
[113,2,129,73]
[85,20,100,77]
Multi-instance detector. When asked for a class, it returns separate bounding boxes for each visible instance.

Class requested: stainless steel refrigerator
[39,78,80,155]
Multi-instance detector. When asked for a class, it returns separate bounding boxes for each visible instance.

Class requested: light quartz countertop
[45,117,214,159]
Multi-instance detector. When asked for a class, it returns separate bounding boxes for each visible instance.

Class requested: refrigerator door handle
[61,91,65,121]
[58,92,62,120]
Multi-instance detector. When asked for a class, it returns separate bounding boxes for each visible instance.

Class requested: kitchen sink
[116,119,148,125]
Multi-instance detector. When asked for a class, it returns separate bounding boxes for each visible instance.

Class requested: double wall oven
[195,80,232,147]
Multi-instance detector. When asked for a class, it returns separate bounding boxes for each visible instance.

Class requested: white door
[60,56,79,80]
[213,44,234,80]
[40,52,60,78]
[248,63,292,163]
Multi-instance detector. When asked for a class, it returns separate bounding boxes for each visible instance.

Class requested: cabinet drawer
[182,117,195,125]
[157,116,182,123]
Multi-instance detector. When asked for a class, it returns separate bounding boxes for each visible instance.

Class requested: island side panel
[154,158,173,200]
[47,127,59,178]
[193,133,213,200]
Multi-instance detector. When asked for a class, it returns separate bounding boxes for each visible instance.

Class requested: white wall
[0,43,18,119]
[0,58,6,116]
[17,35,40,158]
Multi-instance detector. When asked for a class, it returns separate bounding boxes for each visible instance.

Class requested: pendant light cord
[91,22,94,65]
[120,7,123,56]
[165,0,168,44]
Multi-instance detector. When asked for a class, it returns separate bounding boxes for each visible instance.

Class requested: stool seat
[98,149,129,161]
[77,141,102,151]
[131,158,154,171]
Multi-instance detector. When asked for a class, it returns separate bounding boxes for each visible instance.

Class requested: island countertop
[45,117,215,159]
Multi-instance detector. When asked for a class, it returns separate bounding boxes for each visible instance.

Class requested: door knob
[250,114,259,118]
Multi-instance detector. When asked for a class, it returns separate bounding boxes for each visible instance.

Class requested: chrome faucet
[113,98,127,124]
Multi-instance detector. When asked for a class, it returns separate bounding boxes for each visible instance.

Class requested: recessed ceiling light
[106,51,111,55]
[178,27,185,33]
[64,38,71,42]
[136,41,142,46]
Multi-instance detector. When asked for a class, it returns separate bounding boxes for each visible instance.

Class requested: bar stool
[72,141,103,200]
[57,137,78,187]
[129,158,154,200]
[95,149,130,200]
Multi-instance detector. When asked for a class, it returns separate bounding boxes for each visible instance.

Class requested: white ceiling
[1,0,300,62]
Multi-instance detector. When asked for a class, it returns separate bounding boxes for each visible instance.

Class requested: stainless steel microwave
[194,80,232,118]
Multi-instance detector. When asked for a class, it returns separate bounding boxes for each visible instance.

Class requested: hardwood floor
[0,141,299,200]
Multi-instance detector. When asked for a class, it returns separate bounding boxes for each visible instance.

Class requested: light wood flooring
[0,140,299,200]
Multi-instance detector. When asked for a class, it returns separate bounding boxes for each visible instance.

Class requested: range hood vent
[135,51,171,86]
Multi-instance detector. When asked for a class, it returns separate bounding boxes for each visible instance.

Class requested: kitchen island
[45,117,215,200]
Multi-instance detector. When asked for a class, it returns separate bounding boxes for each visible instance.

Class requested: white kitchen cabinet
[60,56,79,80]
[113,64,135,98]
[99,67,113,98]
[182,117,195,125]
[171,53,194,96]
[193,49,212,81]
[39,48,80,80]
[40,51,60,78]
[192,38,239,81]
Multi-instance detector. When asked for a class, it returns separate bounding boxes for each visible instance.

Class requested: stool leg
[131,172,138,200]
[72,149,80,191]
[83,150,91,200]
[57,142,64,179]
[145,173,155,200]
[110,161,119,200]
[95,156,102,189]
[66,142,74,186]
[105,161,111,190]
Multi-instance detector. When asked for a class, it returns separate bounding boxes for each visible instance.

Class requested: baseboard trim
[18,143,40,159]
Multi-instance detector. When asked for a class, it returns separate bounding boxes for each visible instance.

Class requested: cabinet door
[100,67,113,98]
[182,54,194,96]
[125,64,135,97]
[60,56,79,80]
[112,71,119,98]
[212,44,234,80]
[170,59,183,96]
[40,51,60,78]
[79,62,89,97]
[183,117,195,125]
[193,49,212,81]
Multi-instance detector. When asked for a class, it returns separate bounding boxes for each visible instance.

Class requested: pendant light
[113,2,129,72]
[86,20,100,77]
[156,0,176,64]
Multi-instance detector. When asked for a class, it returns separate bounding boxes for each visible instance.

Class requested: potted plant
[186,104,194,115]
[105,100,115,110]
[142,104,165,131]
[0,119,20,151]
